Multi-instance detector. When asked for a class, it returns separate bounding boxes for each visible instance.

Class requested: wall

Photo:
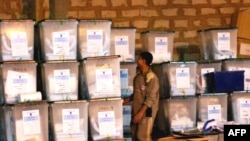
[1,0,250,60]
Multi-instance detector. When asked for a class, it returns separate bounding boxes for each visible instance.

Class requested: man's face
[137,56,145,68]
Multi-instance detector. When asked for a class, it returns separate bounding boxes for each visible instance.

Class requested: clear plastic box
[78,20,111,60]
[110,27,136,62]
[157,97,197,132]
[141,31,175,64]
[196,60,222,94]
[0,61,37,104]
[151,63,168,98]
[0,101,48,141]
[41,61,79,101]
[0,20,34,61]
[122,104,132,134]
[120,62,136,98]
[88,98,123,140]
[197,93,228,122]
[222,58,250,91]
[207,28,238,60]
[49,101,89,141]
[229,92,250,124]
[79,56,121,99]
[166,61,197,97]
[39,19,78,61]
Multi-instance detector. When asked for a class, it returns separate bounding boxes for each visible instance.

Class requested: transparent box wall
[157,97,197,133]
[1,102,48,141]
[0,61,37,104]
[88,99,123,140]
[49,101,89,141]
[120,62,136,98]
[166,62,197,97]
[39,19,78,61]
[207,28,238,60]
[41,61,79,101]
[222,58,250,91]
[197,93,228,122]
[80,56,121,99]
[141,31,174,64]
[0,20,34,61]
[197,29,210,60]
[78,20,111,59]
[122,104,132,134]
[229,92,250,124]
[196,60,222,94]
[110,27,136,62]
[151,63,168,99]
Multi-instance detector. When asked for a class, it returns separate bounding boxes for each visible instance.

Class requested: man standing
[123,51,160,141]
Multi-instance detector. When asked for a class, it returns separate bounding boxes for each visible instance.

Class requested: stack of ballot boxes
[38,19,90,141]
[0,20,49,141]
[79,55,124,140]
[155,61,198,135]
[110,27,137,136]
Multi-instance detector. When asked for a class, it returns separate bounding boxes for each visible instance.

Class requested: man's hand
[133,111,144,124]
[123,97,130,105]
[132,104,148,124]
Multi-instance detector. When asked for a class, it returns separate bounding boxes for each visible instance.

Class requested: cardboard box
[237,38,250,58]
[231,9,250,39]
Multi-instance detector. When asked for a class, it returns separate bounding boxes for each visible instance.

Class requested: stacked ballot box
[166,61,197,97]
[38,19,78,61]
[0,101,48,141]
[120,62,136,98]
[157,97,197,134]
[228,92,250,124]
[40,61,79,102]
[88,98,123,141]
[198,28,238,60]
[110,27,136,62]
[141,31,175,64]
[79,55,121,100]
[0,20,35,62]
[48,101,89,141]
[0,61,38,104]
[197,93,228,124]
[78,20,112,60]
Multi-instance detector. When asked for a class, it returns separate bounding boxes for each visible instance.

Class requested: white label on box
[6,71,29,95]
[176,68,190,88]
[239,99,250,119]
[208,105,221,121]
[87,30,103,53]
[115,36,129,57]
[98,111,116,136]
[10,32,29,56]
[22,110,41,135]
[54,69,71,94]
[218,32,230,51]
[52,31,70,55]
[96,68,113,92]
[62,109,80,133]
[240,42,250,56]
[120,69,129,89]
[155,37,168,55]
[201,68,215,88]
